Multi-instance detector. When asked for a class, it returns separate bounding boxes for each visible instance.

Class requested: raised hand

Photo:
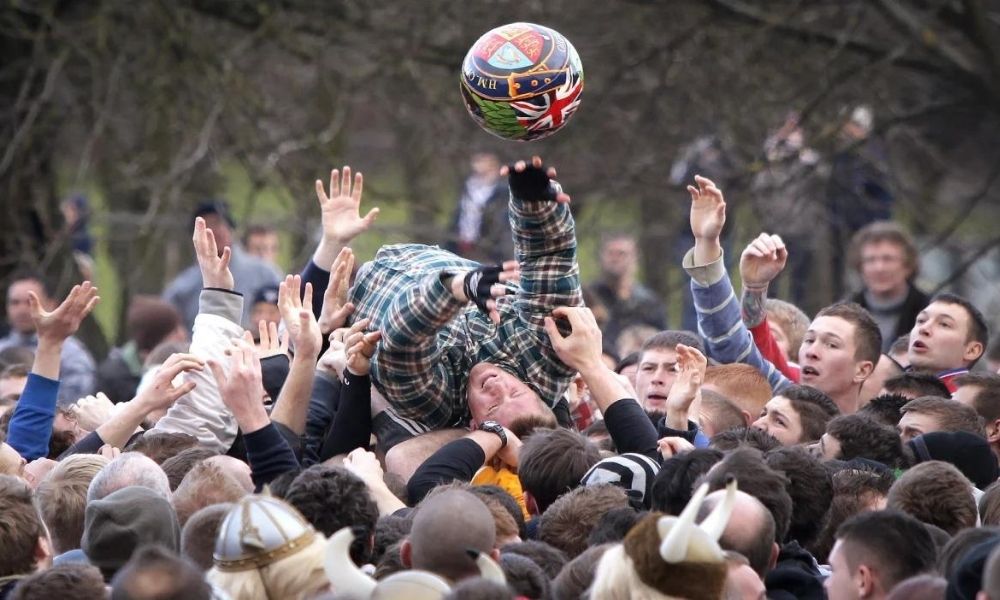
[208,337,268,433]
[318,247,356,335]
[542,306,604,373]
[344,323,381,377]
[500,156,571,203]
[687,175,727,242]
[30,281,99,344]
[70,392,115,432]
[665,344,707,430]
[317,328,349,381]
[658,436,695,459]
[133,352,203,413]
[740,233,788,290]
[193,216,234,290]
[278,274,322,359]
[316,166,379,246]
[450,261,520,325]
[255,319,289,360]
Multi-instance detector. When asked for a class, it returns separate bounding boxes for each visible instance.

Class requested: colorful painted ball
[460,23,584,141]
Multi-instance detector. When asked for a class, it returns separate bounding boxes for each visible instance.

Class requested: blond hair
[35,454,110,554]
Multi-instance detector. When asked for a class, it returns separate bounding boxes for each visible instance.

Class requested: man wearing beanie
[906,430,999,490]
[81,485,181,581]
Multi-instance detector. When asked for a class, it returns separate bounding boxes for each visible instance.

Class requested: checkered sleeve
[508,192,582,403]
[377,271,468,428]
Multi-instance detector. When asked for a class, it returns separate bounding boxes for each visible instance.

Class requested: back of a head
[947,537,1000,600]
[836,510,937,592]
[698,489,775,578]
[82,485,181,579]
[956,372,1000,424]
[500,541,567,581]
[884,574,947,600]
[127,433,199,465]
[500,552,550,599]
[703,364,772,418]
[161,446,218,491]
[884,372,952,400]
[859,393,912,427]
[983,543,1000,600]
[907,430,999,490]
[443,577,515,600]
[815,302,883,366]
[699,389,747,436]
[35,454,109,555]
[111,544,211,600]
[551,543,610,600]
[284,465,379,565]
[765,446,832,547]
[0,474,45,578]
[181,502,233,571]
[126,296,183,354]
[538,484,628,558]
[887,461,977,535]
[937,527,1000,580]
[409,489,496,581]
[172,462,246,527]
[827,414,905,468]
[765,298,810,359]
[705,448,793,543]
[518,428,600,513]
[89,452,171,503]
[10,563,106,600]
[650,448,723,515]
[709,426,782,453]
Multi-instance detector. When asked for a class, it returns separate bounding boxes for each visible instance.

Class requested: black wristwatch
[477,420,507,448]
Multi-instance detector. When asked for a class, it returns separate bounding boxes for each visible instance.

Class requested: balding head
[699,490,776,578]
[87,452,170,502]
[202,455,253,493]
[403,489,496,582]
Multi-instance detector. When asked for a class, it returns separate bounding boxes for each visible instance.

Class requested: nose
[751,417,767,431]
[803,342,819,361]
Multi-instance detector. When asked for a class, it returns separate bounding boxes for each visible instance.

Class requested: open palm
[316,166,380,245]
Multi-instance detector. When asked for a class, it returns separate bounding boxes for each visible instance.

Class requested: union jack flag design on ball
[461,22,584,141]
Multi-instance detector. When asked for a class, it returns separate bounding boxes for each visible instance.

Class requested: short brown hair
[518,428,600,514]
[127,432,199,464]
[35,454,109,554]
[538,484,627,558]
[812,466,896,563]
[699,389,748,436]
[639,330,704,358]
[10,563,106,600]
[900,396,985,437]
[172,461,247,527]
[883,372,952,399]
[161,446,219,491]
[0,474,45,577]
[979,482,1000,526]
[826,414,905,468]
[956,372,1000,424]
[815,302,882,366]
[765,447,832,547]
[850,221,919,277]
[703,364,773,420]
[704,448,793,543]
[125,296,183,354]
[181,502,233,571]
[765,298,810,359]
[779,384,840,443]
[887,461,977,535]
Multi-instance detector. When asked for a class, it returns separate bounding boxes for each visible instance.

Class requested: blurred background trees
[2,0,999,350]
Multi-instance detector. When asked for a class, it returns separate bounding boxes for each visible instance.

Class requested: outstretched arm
[7,282,100,460]
[684,177,790,394]
[303,167,379,319]
[739,233,801,381]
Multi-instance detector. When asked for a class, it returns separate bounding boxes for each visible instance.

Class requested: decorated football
[460,23,584,141]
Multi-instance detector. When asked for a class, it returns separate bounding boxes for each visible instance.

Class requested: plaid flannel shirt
[348,191,581,431]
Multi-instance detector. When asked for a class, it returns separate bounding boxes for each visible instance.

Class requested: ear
[853,359,875,384]
[768,542,779,571]
[965,341,985,365]
[524,491,540,517]
[741,410,753,427]
[35,535,52,569]
[856,563,876,598]
[989,420,1000,444]
[490,548,501,563]
[400,538,413,568]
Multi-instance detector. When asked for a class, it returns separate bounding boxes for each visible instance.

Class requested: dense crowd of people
[2,152,1000,600]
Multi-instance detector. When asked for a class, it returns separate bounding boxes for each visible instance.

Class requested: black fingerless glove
[506,163,559,201]
[463,265,502,314]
